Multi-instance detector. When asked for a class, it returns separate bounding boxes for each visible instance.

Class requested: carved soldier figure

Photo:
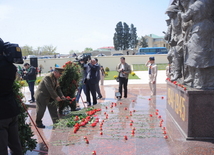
[178,0,195,85]
[165,4,183,81]
[181,0,214,89]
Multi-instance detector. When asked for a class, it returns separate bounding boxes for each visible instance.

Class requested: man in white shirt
[145,57,158,96]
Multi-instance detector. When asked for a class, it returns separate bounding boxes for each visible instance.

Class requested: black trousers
[95,81,102,98]
[119,77,128,98]
[28,81,35,101]
[0,116,23,155]
[85,81,97,105]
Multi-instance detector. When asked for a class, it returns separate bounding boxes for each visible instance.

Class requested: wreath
[57,61,81,114]
[13,81,37,154]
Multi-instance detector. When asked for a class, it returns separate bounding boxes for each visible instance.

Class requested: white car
[95,54,106,57]
[111,53,123,56]
[27,55,37,59]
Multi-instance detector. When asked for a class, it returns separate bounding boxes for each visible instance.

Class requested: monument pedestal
[166,81,214,140]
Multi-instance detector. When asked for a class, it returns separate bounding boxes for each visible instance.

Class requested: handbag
[116,72,120,82]
[116,77,119,82]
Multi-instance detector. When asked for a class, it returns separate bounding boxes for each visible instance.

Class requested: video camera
[75,54,91,64]
[0,38,24,64]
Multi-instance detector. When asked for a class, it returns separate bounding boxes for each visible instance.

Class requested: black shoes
[37,124,45,128]
[28,99,35,103]
[75,107,81,111]
[97,96,102,99]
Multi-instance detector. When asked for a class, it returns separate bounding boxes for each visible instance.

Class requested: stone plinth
[167,81,214,140]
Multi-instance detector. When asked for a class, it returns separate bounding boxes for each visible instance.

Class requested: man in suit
[94,58,102,99]
[145,57,158,96]
[85,59,99,106]
[116,57,131,99]
[23,63,37,103]
[35,68,65,128]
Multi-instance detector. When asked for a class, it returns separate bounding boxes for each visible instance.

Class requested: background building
[144,34,170,49]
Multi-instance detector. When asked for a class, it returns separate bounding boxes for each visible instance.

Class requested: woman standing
[100,66,105,85]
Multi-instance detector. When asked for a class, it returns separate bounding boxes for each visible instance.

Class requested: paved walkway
[22,71,214,155]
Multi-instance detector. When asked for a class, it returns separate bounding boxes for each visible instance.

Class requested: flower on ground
[36,79,41,84]
[130,72,135,76]
[113,75,118,79]
[19,81,25,86]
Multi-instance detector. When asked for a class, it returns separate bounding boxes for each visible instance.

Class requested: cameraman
[0,39,23,154]
[23,63,36,103]
[75,59,87,107]
[85,59,99,106]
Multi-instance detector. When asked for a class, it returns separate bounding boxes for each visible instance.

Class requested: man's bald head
[91,59,96,65]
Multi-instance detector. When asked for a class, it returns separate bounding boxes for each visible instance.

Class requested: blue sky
[0,0,170,54]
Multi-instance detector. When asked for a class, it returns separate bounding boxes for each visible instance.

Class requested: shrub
[105,67,110,72]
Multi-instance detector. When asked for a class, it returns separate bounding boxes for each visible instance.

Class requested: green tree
[122,22,130,50]
[113,21,123,50]
[84,47,93,53]
[130,24,138,49]
[113,33,119,50]
[69,50,75,55]
[41,45,57,55]
[33,46,42,55]
[69,50,79,57]
[138,36,148,47]
[21,45,34,56]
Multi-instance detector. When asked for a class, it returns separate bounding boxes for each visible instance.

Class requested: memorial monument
[164,0,214,139]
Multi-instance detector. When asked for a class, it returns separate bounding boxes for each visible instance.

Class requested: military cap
[165,5,179,13]
[54,67,65,73]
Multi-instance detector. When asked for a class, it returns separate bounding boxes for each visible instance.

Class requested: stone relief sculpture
[164,0,214,89]
[164,5,183,81]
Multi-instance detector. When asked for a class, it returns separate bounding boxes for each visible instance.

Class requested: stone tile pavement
[21,71,214,155]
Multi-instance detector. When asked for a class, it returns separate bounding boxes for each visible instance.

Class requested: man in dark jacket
[85,59,99,106]
[0,41,23,154]
[24,63,36,103]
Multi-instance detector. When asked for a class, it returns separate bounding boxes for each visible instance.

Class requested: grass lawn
[104,71,140,80]
[20,76,44,87]
[20,71,140,85]
[133,63,168,71]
